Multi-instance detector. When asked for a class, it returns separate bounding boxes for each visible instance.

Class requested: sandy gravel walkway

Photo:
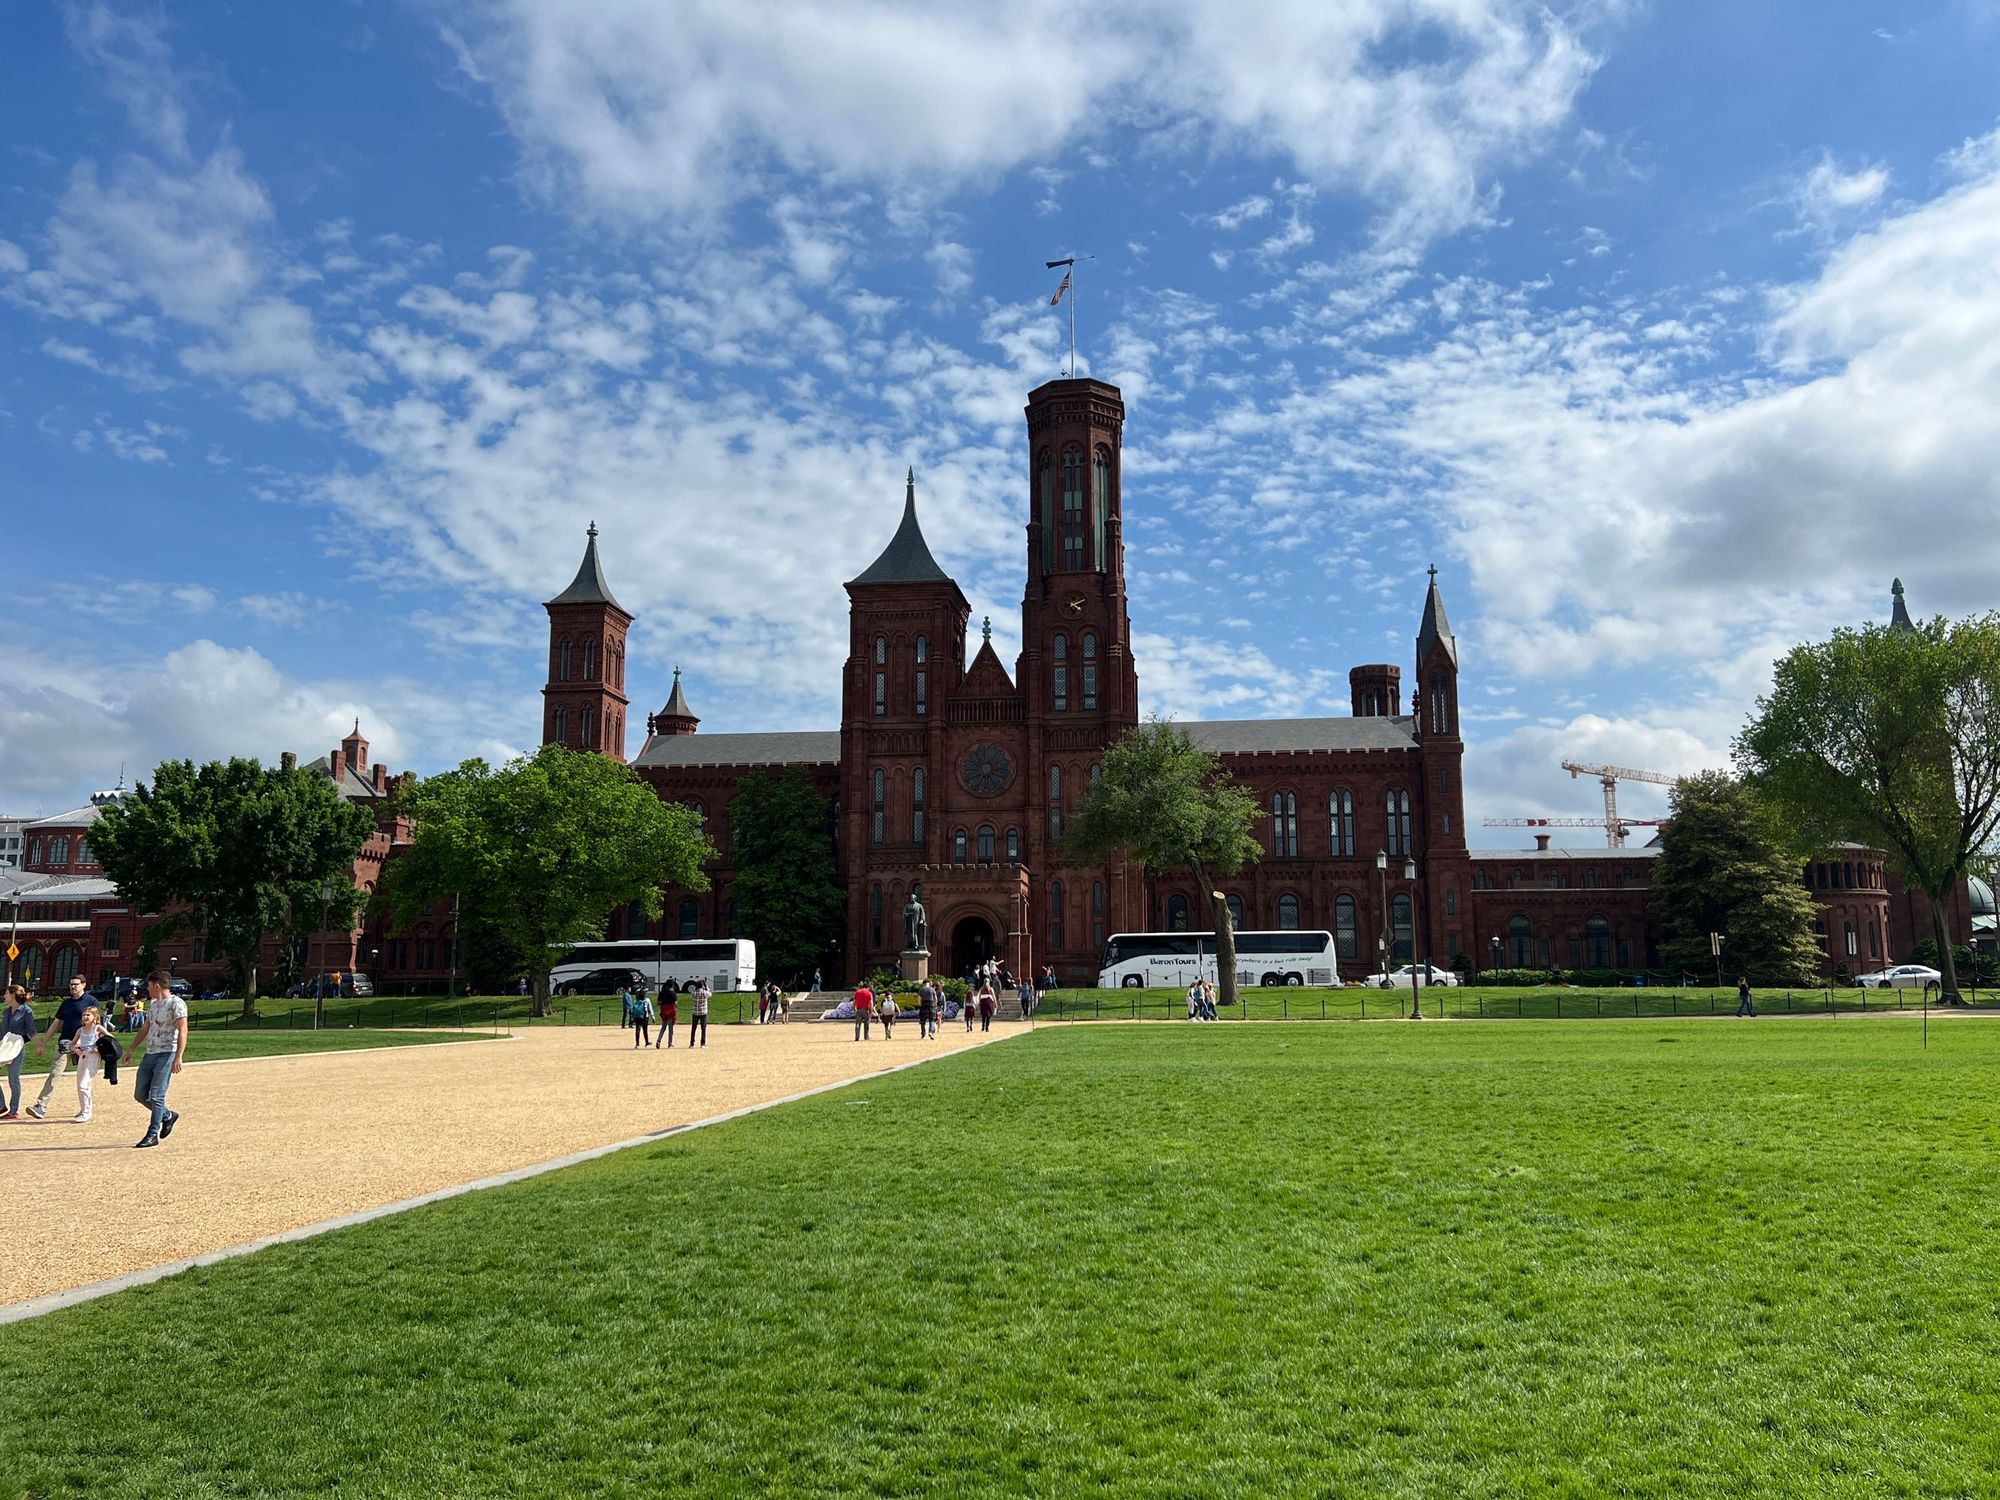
[2,1019,1019,1307]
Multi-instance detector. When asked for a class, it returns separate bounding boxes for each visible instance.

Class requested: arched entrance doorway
[950,915,995,979]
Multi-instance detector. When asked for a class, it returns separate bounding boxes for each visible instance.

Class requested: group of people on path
[1186,979,1220,1022]
[2,970,187,1146]
[619,981,711,1049]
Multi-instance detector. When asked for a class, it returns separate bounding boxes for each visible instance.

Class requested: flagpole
[1070,258,1078,377]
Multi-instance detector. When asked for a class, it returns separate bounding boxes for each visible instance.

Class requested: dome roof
[1970,876,1995,918]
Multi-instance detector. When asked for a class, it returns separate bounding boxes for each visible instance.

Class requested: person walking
[1187,978,1203,1023]
[977,981,996,1033]
[128,970,187,1148]
[1735,976,1756,1017]
[687,981,710,1047]
[878,990,899,1040]
[757,985,770,1025]
[627,987,653,1048]
[961,983,977,1032]
[655,987,677,1049]
[811,967,822,993]
[26,974,91,1120]
[1,986,36,1120]
[773,987,788,1024]
[1018,972,1035,1020]
[915,980,936,1040]
[852,981,873,1042]
[69,1004,107,1122]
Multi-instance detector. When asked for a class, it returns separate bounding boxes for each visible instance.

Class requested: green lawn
[4,1021,1997,1497]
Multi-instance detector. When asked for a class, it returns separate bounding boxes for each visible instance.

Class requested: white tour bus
[1097,930,1338,989]
[550,939,757,995]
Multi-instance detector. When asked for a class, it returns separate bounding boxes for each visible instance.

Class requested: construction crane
[1558,760,1679,849]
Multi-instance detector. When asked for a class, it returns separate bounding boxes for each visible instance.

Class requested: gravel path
[2,1018,1019,1306]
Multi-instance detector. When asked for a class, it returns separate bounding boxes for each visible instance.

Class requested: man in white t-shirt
[128,969,188,1148]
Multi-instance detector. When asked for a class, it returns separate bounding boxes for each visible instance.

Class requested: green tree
[1063,718,1262,1007]
[1738,612,2000,1003]
[91,758,376,1015]
[379,745,711,1016]
[728,766,843,986]
[1651,772,1822,985]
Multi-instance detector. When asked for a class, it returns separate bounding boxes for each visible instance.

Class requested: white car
[1359,963,1461,989]
[1853,964,1941,990]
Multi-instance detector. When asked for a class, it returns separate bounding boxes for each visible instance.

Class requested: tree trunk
[239,960,259,1020]
[1929,897,1964,1005]
[532,971,553,1019]
[1188,852,1239,1010]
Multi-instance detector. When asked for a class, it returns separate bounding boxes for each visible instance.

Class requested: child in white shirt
[69,1004,105,1122]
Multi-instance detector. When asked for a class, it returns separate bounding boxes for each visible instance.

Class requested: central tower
[1020,378,1136,728]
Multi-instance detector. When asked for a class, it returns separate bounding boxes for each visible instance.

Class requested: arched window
[1082,632,1098,711]
[1328,789,1354,858]
[1334,895,1357,960]
[1092,880,1105,946]
[1049,764,1064,841]
[582,638,598,679]
[953,828,968,864]
[1092,447,1110,566]
[678,899,699,939]
[1430,675,1449,735]
[27,839,41,866]
[1270,791,1298,857]
[911,769,926,843]
[1005,827,1019,862]
[1507,915,1533,968]
[1385,789,1412,856]
[1088,762,1102,789]
[1051,634,1069,712]
[51,837,70,866]
[1226,893,1245,929]
[1050,880,1065,949]
[915,635,927,664]
[1391,894,1413,962]
[977,825,995,862]
[683,801,706,837]
[1167,894,1191,931]
[875,635,887,665]
[1843,920,1858,957]
[915,635,928,715]
[1445,887,1457,916]
[558,638,572,682]
[102,925,122,956]
[1061,447,1085,570]
[50,946,78,987]
[1278,893,1301,930]
[580,708,596,749]
[553,707,568,745]
[1038,447,1054,572]
[870,884,883,947]
[1585,915,1611,967]
[871,769,886,845]
[1869,919,1881,957]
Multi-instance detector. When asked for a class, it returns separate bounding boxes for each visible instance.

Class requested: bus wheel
[1259,972,1280,988]
[1284,972,1304,986]
[1122,976,1145,989]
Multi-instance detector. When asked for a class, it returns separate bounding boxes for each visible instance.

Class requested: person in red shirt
[852,983,874,1042]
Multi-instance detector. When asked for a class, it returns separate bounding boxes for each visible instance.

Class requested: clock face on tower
[1063,593,1087,617]
[961,743,1014,797]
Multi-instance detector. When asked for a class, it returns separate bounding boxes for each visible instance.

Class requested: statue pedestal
[899,949,930,984]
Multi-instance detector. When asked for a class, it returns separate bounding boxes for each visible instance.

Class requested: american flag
[1050,270,1071,305]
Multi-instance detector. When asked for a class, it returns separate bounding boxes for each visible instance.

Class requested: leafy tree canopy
[1737,612,2000,1000]
[1652,772,1822,986]
[1063,718,1261,1003]
[380,745,711,1014]
[727,766,843,987]
[91,757,376,1012]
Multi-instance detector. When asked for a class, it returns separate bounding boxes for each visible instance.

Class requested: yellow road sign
[5,944,17,961]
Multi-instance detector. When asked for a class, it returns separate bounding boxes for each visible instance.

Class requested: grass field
[3,1020,1995,1497]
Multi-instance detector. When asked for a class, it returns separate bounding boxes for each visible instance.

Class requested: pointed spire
[548,523,626,610]
[663,667,693,719]
[649,667,699,738]
[1890,577,1915,632]
[1417,564,1458,668]
[850,468,952,586]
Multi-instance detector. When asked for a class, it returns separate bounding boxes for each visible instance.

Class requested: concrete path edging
[0,1028,1022,1327]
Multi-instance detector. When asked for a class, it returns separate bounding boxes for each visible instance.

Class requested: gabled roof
[634,731,840,769]
[548,523,627,611]
[962,633,1016,697]
[24,804,105,831]
[1187,717,1419,755]
[301,755,383,802]
[850,470,953,587]
[1417,566,1457,668]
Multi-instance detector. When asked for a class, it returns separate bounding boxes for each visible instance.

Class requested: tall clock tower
[1019,377,1138,729]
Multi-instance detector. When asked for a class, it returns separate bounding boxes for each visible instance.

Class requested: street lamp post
[314,880,335,1031]
[1491,934,1502,974]
[1402,858,1421,1019]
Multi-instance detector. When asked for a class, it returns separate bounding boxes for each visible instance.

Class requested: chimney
[1534,834,1551,852]
[372,763,387,793]
[281,751,297,772]
[330,749,345,783]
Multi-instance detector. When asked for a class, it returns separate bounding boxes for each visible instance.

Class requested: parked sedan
[1852,964,1942,989]
[1359,962,1461,989]
[553,967,646,998]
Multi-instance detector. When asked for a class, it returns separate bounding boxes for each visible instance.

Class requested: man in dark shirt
[27,975,90,1120]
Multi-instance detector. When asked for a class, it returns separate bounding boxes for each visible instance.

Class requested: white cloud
[1789,151,1889,233]
[453,0,1604,249]
[927,239,974,299]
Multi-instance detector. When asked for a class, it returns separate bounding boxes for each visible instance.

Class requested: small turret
[1350,664,1401,717]
[648,668,699,738]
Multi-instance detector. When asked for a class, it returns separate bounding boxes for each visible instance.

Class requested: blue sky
[5,2,2000,843]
